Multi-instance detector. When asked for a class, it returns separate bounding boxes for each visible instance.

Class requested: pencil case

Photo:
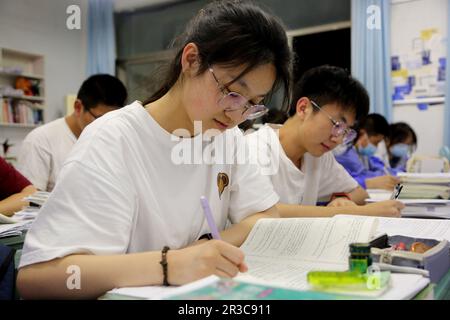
[370,234,450,283]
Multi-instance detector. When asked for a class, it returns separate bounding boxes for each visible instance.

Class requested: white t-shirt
[245,124,358,205]
[19,101,278,268]
[17,117,77,191]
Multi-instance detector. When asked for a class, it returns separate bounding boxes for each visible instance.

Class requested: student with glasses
[17,74,127,192]
[245,65,404,218]
[17,0,292,299]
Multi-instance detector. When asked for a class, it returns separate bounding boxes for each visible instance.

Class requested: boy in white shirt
[17,74,127,191]
[246,66,404,217]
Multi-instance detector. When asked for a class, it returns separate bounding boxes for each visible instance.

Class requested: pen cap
[349,243,371,256]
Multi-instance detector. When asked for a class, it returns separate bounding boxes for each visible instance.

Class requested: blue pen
[200,196,221,240]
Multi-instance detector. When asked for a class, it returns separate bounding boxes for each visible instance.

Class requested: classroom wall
[391,0,448,156]
[0,0,88,157]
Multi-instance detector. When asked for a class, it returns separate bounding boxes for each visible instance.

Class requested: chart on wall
[391,28,447,102]
[391,0,449,103]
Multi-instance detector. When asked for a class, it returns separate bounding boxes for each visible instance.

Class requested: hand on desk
[327,198,358,207]
[168,240,248,285]
[359,200,405,217]
[365,175,400,190]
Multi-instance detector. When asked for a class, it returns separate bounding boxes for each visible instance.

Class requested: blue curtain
[87,0,116,75]
[351,0,392,121]
[444,0,450,147]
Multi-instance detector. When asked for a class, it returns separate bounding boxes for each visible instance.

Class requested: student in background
[0,157,36,217]
[17,74,127,192]
[17,0,292,299]
[386,122,417,171]
[246,66,404,217]
[335,113,400,190]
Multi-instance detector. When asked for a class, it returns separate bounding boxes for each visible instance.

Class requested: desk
[0,232,25,267]
[101,269,450,300]
[0,233,26,250]
[0,232,25,300]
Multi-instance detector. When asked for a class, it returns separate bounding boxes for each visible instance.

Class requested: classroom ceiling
[114,0,184,12]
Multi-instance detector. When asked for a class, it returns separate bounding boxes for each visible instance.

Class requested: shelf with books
[0,48,45,128]
[1,94,44,102]
[0,99,44,126]
[0,123,39,128]
[0,70,44,81]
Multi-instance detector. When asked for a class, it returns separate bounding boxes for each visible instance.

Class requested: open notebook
[108,215,435,300]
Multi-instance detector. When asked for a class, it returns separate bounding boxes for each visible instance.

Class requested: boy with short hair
[246,65,404,217]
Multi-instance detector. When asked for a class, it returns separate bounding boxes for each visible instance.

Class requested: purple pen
[200,196,221,240]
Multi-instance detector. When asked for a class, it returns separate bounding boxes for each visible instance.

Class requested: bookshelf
[0,48,45,127]
[0,48,45,164]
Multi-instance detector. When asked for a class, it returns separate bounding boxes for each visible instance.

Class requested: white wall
[391,0,448,155]
[0,0,88,158]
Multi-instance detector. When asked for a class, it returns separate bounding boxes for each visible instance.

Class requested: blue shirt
[334,146,396,189]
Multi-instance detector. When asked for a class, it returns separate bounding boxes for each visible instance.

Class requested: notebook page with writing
[241,216,377,263]
[238,216,377,290]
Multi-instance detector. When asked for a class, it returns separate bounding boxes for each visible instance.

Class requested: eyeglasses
[209,67,269,120]
[310,100,357,144]
[87,109,102,119]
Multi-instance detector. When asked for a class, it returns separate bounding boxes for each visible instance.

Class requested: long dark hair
[388,122,417,147]
[144,0,292,111]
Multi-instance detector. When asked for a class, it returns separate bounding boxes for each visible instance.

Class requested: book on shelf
[0,98,43,125]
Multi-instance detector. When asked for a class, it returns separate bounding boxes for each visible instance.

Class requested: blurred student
[0,157,36,217]
[246,66,403,217]
[17,0,292,299]
[17,74,127,191]
[335,113,400,190]
[384,122,417,171]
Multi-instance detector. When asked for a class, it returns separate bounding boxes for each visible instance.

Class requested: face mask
[390,143,410,158]
[358,143,377,157]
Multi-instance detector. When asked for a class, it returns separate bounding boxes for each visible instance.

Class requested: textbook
[396,173,450,200]
[236,215,430,299]
[107,215,434,300]
[162,276,363,300]
[237,215,377,291]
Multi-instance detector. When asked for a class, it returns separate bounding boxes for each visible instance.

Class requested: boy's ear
[181,42,201,76]
[295,97,310,120]
[73,99,84,117]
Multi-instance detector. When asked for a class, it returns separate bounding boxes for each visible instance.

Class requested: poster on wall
[392,28,447,102]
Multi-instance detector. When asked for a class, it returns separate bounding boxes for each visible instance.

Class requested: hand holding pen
[390,183,404,200]
[196,196,248,276]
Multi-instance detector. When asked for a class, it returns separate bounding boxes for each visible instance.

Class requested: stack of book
[398,173,450,200]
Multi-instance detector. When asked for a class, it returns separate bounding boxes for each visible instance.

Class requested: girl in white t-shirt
[17,0,292,299]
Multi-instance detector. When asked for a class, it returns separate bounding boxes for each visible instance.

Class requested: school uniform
[245,124,358,205]
[19,101,278,268]
[17,117,77,192]
[334,145,397,189]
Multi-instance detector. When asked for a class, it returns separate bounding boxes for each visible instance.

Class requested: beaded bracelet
[160,246,170,286]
